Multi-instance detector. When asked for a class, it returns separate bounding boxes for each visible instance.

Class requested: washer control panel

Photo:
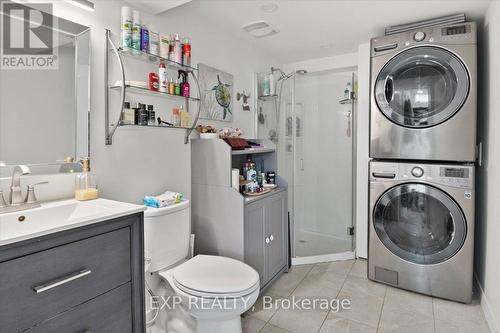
[370,161,474,189]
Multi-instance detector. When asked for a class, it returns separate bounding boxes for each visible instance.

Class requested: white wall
[476,2,500,332]
[0,0,269,205]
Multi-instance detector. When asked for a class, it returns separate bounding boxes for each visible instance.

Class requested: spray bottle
[178,70,190,97]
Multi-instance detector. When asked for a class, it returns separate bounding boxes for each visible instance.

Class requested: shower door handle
[300,159,304,171]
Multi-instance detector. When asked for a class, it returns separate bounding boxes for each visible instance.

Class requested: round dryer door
[375,46,470,128]
[373,183,467,265]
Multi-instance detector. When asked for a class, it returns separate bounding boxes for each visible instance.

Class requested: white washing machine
[368,161,474,303]
[370,22,477,162]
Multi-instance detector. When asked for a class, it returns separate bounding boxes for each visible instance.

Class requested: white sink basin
[0,198,145,246]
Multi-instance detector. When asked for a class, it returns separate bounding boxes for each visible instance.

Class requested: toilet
[144,200,260,333]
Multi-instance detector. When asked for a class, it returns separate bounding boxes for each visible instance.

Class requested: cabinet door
[265,192,288,280]
[244,200,266,286]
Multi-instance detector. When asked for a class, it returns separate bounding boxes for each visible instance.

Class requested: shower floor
[294,229,352,257]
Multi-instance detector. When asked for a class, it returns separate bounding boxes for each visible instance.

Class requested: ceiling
[168,0,491,64]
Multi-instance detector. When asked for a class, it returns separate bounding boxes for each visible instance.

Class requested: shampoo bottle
[140,24,149,52]
[121,6,132,48]
[75,158,98,201]
[131,10,141,51]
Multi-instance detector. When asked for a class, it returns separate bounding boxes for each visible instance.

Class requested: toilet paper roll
[232,169,240,190]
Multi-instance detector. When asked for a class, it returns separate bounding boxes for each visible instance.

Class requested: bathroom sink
[0,198,145,246]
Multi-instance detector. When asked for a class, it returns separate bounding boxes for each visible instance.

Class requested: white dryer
[370,22,477,162]
[369,161,474,303]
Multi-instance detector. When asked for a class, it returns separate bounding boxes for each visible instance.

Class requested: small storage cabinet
[0,213,145,333]
[191,139,289,289]
[245,190,287,286]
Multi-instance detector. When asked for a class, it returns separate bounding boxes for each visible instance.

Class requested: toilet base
[195,316,242,333]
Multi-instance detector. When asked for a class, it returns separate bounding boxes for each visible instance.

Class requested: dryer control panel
[370,161,474,189]
[371,22,476,57]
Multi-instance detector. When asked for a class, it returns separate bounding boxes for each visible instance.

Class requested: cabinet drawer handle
[265,237,270,244]
[33,269,92,294]
[270,235,274,241]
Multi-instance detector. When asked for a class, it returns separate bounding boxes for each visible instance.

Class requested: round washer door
[375,46,469,128]
[373,183,466,265]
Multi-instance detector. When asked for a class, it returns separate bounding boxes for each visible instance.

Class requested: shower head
[296,69,308,75]
[271,66,286,78]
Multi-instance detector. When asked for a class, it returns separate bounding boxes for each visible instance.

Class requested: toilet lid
[172,255,259,297]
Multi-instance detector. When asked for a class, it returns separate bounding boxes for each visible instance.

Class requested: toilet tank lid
[144,199,190,217]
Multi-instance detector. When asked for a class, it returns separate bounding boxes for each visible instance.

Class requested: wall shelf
[258,94,278,101]
[104,29,202,145]
[117,46,198,72]
[119,124,189,130]
[231,147,276,155]
[109,84,200,102]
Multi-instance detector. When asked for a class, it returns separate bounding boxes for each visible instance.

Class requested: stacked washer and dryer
[368,21,477,303]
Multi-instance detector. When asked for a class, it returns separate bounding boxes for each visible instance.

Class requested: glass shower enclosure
[256,69,357,264]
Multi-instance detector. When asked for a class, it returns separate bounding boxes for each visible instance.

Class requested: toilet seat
[159,255,260,298]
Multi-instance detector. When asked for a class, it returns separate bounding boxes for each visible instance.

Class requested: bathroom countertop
[0,198,146,247]
[244,187,287,204]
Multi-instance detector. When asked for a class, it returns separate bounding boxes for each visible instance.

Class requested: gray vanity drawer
[28,283,132,333]
[0,227,131,332]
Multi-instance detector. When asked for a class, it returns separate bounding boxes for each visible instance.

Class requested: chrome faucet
[0,165,48,214]
[9,165,30,205]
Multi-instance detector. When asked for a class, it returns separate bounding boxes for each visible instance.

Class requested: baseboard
[291,251,355,265]
[475,274,499,333]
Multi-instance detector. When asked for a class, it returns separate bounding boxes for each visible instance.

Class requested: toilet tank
[144,200,190,272]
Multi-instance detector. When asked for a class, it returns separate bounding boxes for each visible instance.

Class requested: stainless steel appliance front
[370,22,477,162]
[368,161,475,303]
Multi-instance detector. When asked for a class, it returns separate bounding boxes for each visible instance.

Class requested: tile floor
[243,259,491,333]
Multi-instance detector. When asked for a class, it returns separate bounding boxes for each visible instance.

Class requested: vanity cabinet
[245,190,288,287]
[191,139,289,290]
[0,213,145,333]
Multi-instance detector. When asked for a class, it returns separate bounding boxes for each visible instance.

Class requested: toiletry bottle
[174,79,181,96]
[263,74,270,96]
[139,104,149,125]
[344,82,351,99]
[75,158,98,201]
[147,105,155,126]
[134,103,140,125]
[269,72,275,96]
[180,106,190,128]
[149,72,159,91]
[159,63,168,92]
[149,27,159,56]
[131,10,141,51]
[178,70,190,97]
[122,102,134,125]
[141,24,149,52]
[168,78,175,95]
[160,34,170,59]
[172,106,180,126]
[168,34,175,60]
[174,34,182,63]
[121,6,132,48]
[182,37,191,66]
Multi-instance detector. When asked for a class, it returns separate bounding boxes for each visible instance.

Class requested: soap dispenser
[75,158,98,201]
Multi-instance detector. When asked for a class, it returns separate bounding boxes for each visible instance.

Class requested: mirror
[0,5,90,175]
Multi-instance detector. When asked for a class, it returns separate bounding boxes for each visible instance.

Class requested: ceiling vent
[242,20,279,38]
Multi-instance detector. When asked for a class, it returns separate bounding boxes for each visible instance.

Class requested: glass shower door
[292,71,356,259]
